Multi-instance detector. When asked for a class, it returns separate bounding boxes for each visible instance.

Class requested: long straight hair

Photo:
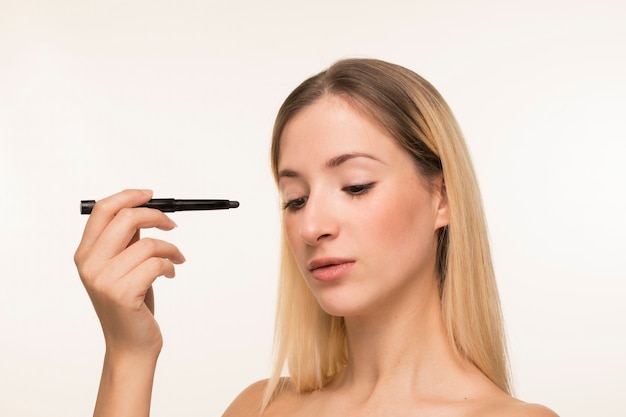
[263,58,510,409]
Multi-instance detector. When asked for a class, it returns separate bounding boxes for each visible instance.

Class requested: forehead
[278,96,403,169]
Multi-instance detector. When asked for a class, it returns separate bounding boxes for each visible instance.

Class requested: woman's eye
[282,184,374,210]
[343,183,375,196]
[282,197,307,211]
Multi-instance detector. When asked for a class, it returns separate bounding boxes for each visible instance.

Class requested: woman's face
[277,95,448,317]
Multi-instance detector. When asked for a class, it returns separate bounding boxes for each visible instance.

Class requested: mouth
[308,258,355,282]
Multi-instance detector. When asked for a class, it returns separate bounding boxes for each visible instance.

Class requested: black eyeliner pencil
[80,199,240,215]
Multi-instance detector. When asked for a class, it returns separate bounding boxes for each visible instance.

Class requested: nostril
[318,233,332,241]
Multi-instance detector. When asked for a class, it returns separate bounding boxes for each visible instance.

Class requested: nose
[298,192,339,246]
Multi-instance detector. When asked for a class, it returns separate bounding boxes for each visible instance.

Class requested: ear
[433,175,449,230]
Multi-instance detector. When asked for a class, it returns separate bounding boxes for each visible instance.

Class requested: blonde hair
[263,58,510,409]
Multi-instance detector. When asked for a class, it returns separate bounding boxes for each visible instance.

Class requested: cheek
[370,198,416,242]
[363,186,437,256]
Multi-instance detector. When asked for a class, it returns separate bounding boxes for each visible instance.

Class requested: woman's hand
[75,189,186,416]
[75,189,186,358]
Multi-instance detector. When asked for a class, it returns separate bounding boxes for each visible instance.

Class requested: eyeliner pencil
[80,199,239,215]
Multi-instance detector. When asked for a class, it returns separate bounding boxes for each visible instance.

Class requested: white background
[1,1,625,416]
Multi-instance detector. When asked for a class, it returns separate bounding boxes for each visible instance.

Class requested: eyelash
[282,183,376,212]
[343,183,375,196]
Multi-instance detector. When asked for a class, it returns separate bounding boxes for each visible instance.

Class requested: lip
[308,257,355,282]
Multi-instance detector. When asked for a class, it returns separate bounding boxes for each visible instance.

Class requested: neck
[332,279,472,400]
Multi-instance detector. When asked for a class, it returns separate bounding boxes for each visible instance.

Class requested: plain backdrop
[1,1,625,416]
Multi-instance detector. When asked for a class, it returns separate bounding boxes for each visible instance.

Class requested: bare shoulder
[507,401,559,417]
[222,378,299,417]
[222,379,268,417]
[477,397,559,417]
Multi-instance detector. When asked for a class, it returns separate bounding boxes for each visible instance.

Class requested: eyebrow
[277,152,384,180]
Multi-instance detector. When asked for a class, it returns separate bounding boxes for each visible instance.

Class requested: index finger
[77,189,154,253]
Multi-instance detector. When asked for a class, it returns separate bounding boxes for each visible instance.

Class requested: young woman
[75,58,557,416]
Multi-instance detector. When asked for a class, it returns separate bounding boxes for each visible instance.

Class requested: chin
[314,292,371,318]
[307,278,384,318]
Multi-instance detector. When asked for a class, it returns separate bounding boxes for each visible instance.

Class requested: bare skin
[225,378,558,417]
